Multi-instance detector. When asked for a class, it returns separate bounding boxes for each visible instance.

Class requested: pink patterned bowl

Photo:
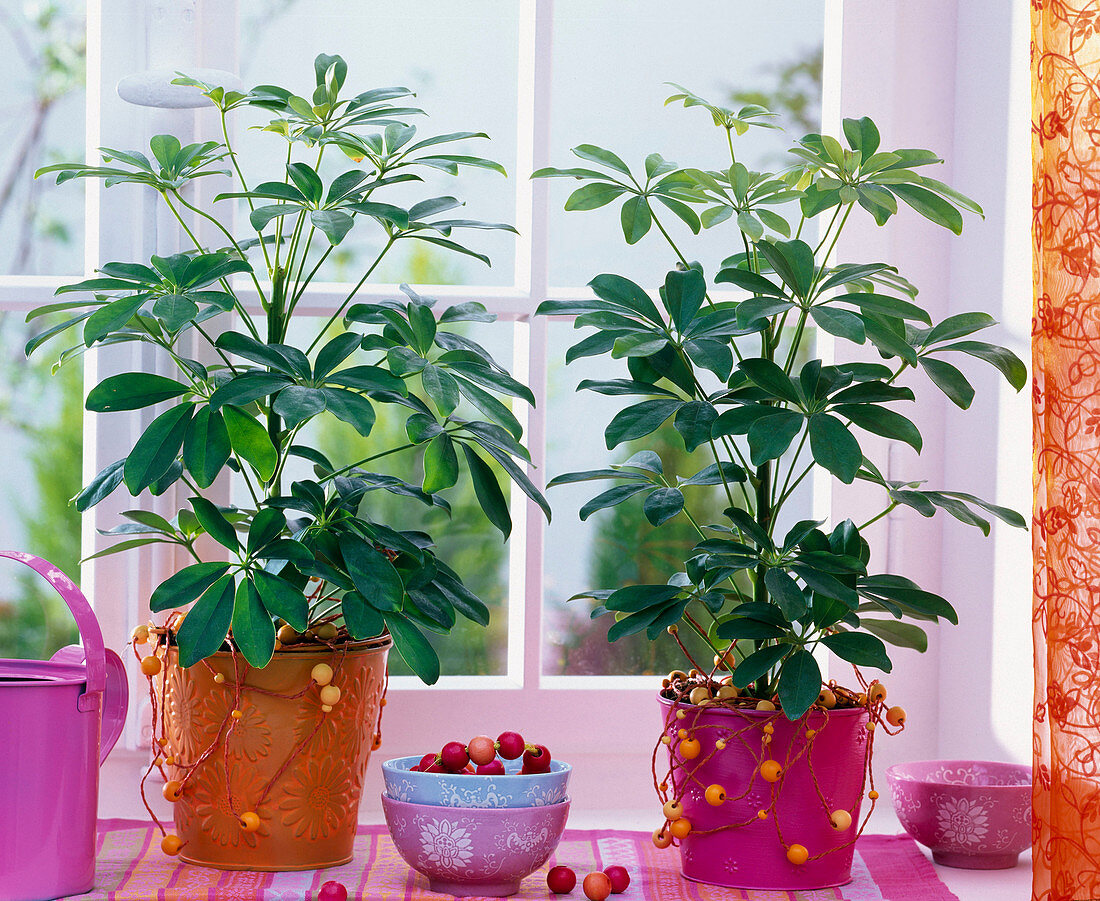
[885,759,1031,869]
[380,794,570,896]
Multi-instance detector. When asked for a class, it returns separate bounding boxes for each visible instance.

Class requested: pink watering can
[0,551,128,901]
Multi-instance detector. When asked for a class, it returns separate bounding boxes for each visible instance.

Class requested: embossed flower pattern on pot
[164,666,204,765]
[198,694,271,762]
[936,797,990,845]
[184,762,269,848]
[419,818,474,870]
[278,756,354,840]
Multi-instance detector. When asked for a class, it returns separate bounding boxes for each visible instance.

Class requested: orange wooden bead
[239,811,260,832]
[670,817,692,839]
[652,827,673,849]
[679,738,701,759]
[705,784,726,806]
[759,759,783,782]
[162,780,182,802]
[161,835,182,856]
[662,799,683,820]
[786,844,808,865]
[140,655,162,677]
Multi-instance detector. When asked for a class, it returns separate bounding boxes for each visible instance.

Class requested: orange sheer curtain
[1033,4,1100,900]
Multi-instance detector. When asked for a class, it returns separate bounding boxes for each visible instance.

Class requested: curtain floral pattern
[1033,4,1100,900]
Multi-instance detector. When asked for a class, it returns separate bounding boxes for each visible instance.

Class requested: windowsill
[99,749,1030,901]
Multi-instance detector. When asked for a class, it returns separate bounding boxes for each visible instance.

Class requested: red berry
[583,872,612,901]
[468,735,498,766]
[440,741,470,772]
[425,761,447,773]
[318,881,348,901]
[417,753,436,771]
[604,866,629,894]
[547,865,577,894]
[496,730,525,759]
[521,744,552,774]
[476,759,506,775]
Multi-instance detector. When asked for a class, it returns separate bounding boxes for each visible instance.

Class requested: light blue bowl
[381,755,571,808]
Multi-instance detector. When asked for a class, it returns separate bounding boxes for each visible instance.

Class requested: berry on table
[496,731,525,760]
[476,759,506,775]
[468,735,497,766]
[318,881,348,901]
[547,865,577,894]
[582,871,612,901]
[440,741,470,772]
[604,865,630,893]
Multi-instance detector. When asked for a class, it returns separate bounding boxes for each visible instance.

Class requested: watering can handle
[0,552,107,702]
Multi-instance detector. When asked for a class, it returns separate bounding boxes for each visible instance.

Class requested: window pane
[0,1,85,275]
[549,0,824,288]
[235,315,516,677]
[541,322,815,676]
[235,1,520,287]
[0,311,83,656]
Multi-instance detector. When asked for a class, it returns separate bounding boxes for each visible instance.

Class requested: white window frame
[0,0,1029,806]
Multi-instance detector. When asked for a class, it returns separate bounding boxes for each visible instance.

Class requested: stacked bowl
[381,755,572,897]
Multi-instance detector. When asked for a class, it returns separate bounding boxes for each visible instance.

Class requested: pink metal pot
[658,694,870,891]
[0,551,128,901]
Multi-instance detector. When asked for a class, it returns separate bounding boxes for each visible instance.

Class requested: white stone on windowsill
[117,68,243,108]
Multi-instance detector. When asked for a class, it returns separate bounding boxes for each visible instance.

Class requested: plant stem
[319,440,419,483]
[305,236,396,355]
[858,502,898,531]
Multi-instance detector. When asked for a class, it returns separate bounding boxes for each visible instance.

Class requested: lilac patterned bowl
[885,759,1031,869]
[380,794,569,896]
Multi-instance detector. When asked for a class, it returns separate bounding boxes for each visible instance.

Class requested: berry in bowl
[885,759,1031,869]
[381,794,570,896]
[383,732,571,808]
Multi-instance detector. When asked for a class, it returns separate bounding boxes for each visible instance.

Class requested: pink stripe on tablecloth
[858,835,960,901]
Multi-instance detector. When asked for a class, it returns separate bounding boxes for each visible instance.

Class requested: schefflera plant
[535,87,1026,718]
[26,53,550,682]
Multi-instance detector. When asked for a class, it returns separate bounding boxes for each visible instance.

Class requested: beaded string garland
[650,626,905,865]
[130,607,388,857]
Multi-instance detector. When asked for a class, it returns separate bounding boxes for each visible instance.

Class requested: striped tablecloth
[68,821,959,901]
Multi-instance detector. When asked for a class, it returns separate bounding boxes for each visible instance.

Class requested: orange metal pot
[159,637,390,871]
